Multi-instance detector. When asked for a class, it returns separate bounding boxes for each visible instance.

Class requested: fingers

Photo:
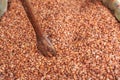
[37,35,56,57]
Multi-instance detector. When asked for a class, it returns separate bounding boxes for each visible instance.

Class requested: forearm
[20,0,43,38]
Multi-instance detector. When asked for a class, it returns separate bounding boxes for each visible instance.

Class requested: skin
[0,0,56,57]
[20,0,56,57]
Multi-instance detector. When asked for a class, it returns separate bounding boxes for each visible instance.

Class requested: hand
[37,35,56,57]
